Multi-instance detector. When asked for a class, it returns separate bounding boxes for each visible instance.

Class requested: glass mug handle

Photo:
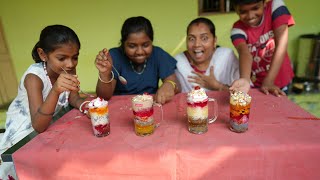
[153,102,163,128]
[208,98,218,124]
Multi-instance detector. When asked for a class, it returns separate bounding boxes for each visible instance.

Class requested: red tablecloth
[13,90,320,180]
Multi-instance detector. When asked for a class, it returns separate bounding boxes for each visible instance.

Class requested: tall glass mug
[187,86,218,134]
[229,91,252,133]
[88,97,110,137]
[132,94,163,137]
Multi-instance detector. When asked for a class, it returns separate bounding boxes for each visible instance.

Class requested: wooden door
[0,18,18,106]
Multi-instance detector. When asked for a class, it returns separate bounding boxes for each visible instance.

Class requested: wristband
[164,80,176,90]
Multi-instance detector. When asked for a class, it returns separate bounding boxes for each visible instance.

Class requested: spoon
[103,49,127,85]
[60,67,94,97]
[112,65,127,85]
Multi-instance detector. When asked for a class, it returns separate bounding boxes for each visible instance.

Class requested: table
[12,90,320,179]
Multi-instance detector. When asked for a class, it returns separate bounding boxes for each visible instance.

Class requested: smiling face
[39,42,79,76]
[235,1,265,27]
[124,31,153,64]
[186,22,216,64]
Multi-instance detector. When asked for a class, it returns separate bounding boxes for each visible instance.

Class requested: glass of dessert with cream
[132,93,163,137]
[88,97,110,137]
[187,86,218,134]
[229,91,252,133]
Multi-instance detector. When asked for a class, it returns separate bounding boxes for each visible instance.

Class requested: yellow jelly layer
[89,106,108,115]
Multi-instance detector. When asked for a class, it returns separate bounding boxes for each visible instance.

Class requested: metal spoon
[60,67,94,97]
[112,65,127,85]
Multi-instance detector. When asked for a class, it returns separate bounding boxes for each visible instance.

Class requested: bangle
[79,101,90,113]
[98,71,114,84]
[37,107,54,116]
[164,80,176,90]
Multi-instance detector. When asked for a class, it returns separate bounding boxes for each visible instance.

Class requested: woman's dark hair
[232,0,265,6]
[31,25,80,63]
[187,17,216,37]
[120,16,154,50]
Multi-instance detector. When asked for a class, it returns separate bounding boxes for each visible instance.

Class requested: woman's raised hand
[188,66,221,90]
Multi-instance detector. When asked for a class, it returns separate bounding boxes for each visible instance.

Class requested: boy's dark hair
[120,16,154,51]
[232,0,265,6]
[187,17,216,37]
[31,25,80,63]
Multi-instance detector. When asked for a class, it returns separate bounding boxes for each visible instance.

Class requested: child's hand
[155,83,175,104]
[260,80,286,97]
[230,78,250,93]
[95,48,113,74]
[52,73,80,94]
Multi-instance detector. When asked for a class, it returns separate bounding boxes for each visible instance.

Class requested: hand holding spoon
[61,67,94,97]
[102,49,127,85]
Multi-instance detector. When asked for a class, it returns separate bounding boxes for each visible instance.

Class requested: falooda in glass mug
[187,86,218,134]
[132,93,163,136]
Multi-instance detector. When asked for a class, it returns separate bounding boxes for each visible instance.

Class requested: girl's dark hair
[187,17,216,37]
[31,25,80,63]
[120,16,154,50]
[232,0,265,6]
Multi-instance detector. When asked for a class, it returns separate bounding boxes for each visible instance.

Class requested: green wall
[0,0,319,92]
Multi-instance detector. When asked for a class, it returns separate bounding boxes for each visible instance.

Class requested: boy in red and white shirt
[230,0,295,96]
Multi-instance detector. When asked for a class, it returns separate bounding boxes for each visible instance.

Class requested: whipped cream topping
[230,91,252,106]
[187,86,208,103]
[88,97,108,108]
[132,94,153,103]
[132,94,153,111]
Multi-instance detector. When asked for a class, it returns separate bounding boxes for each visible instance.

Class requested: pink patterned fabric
[13,90,320,179]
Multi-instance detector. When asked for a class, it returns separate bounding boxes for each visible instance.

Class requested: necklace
[190,64,206,74]
[184,51,208,74]
[43,62,52,89]
[43,62,69,107]
[130,60,147,75]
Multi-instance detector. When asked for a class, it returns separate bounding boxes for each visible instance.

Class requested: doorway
[0,18,18,107]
